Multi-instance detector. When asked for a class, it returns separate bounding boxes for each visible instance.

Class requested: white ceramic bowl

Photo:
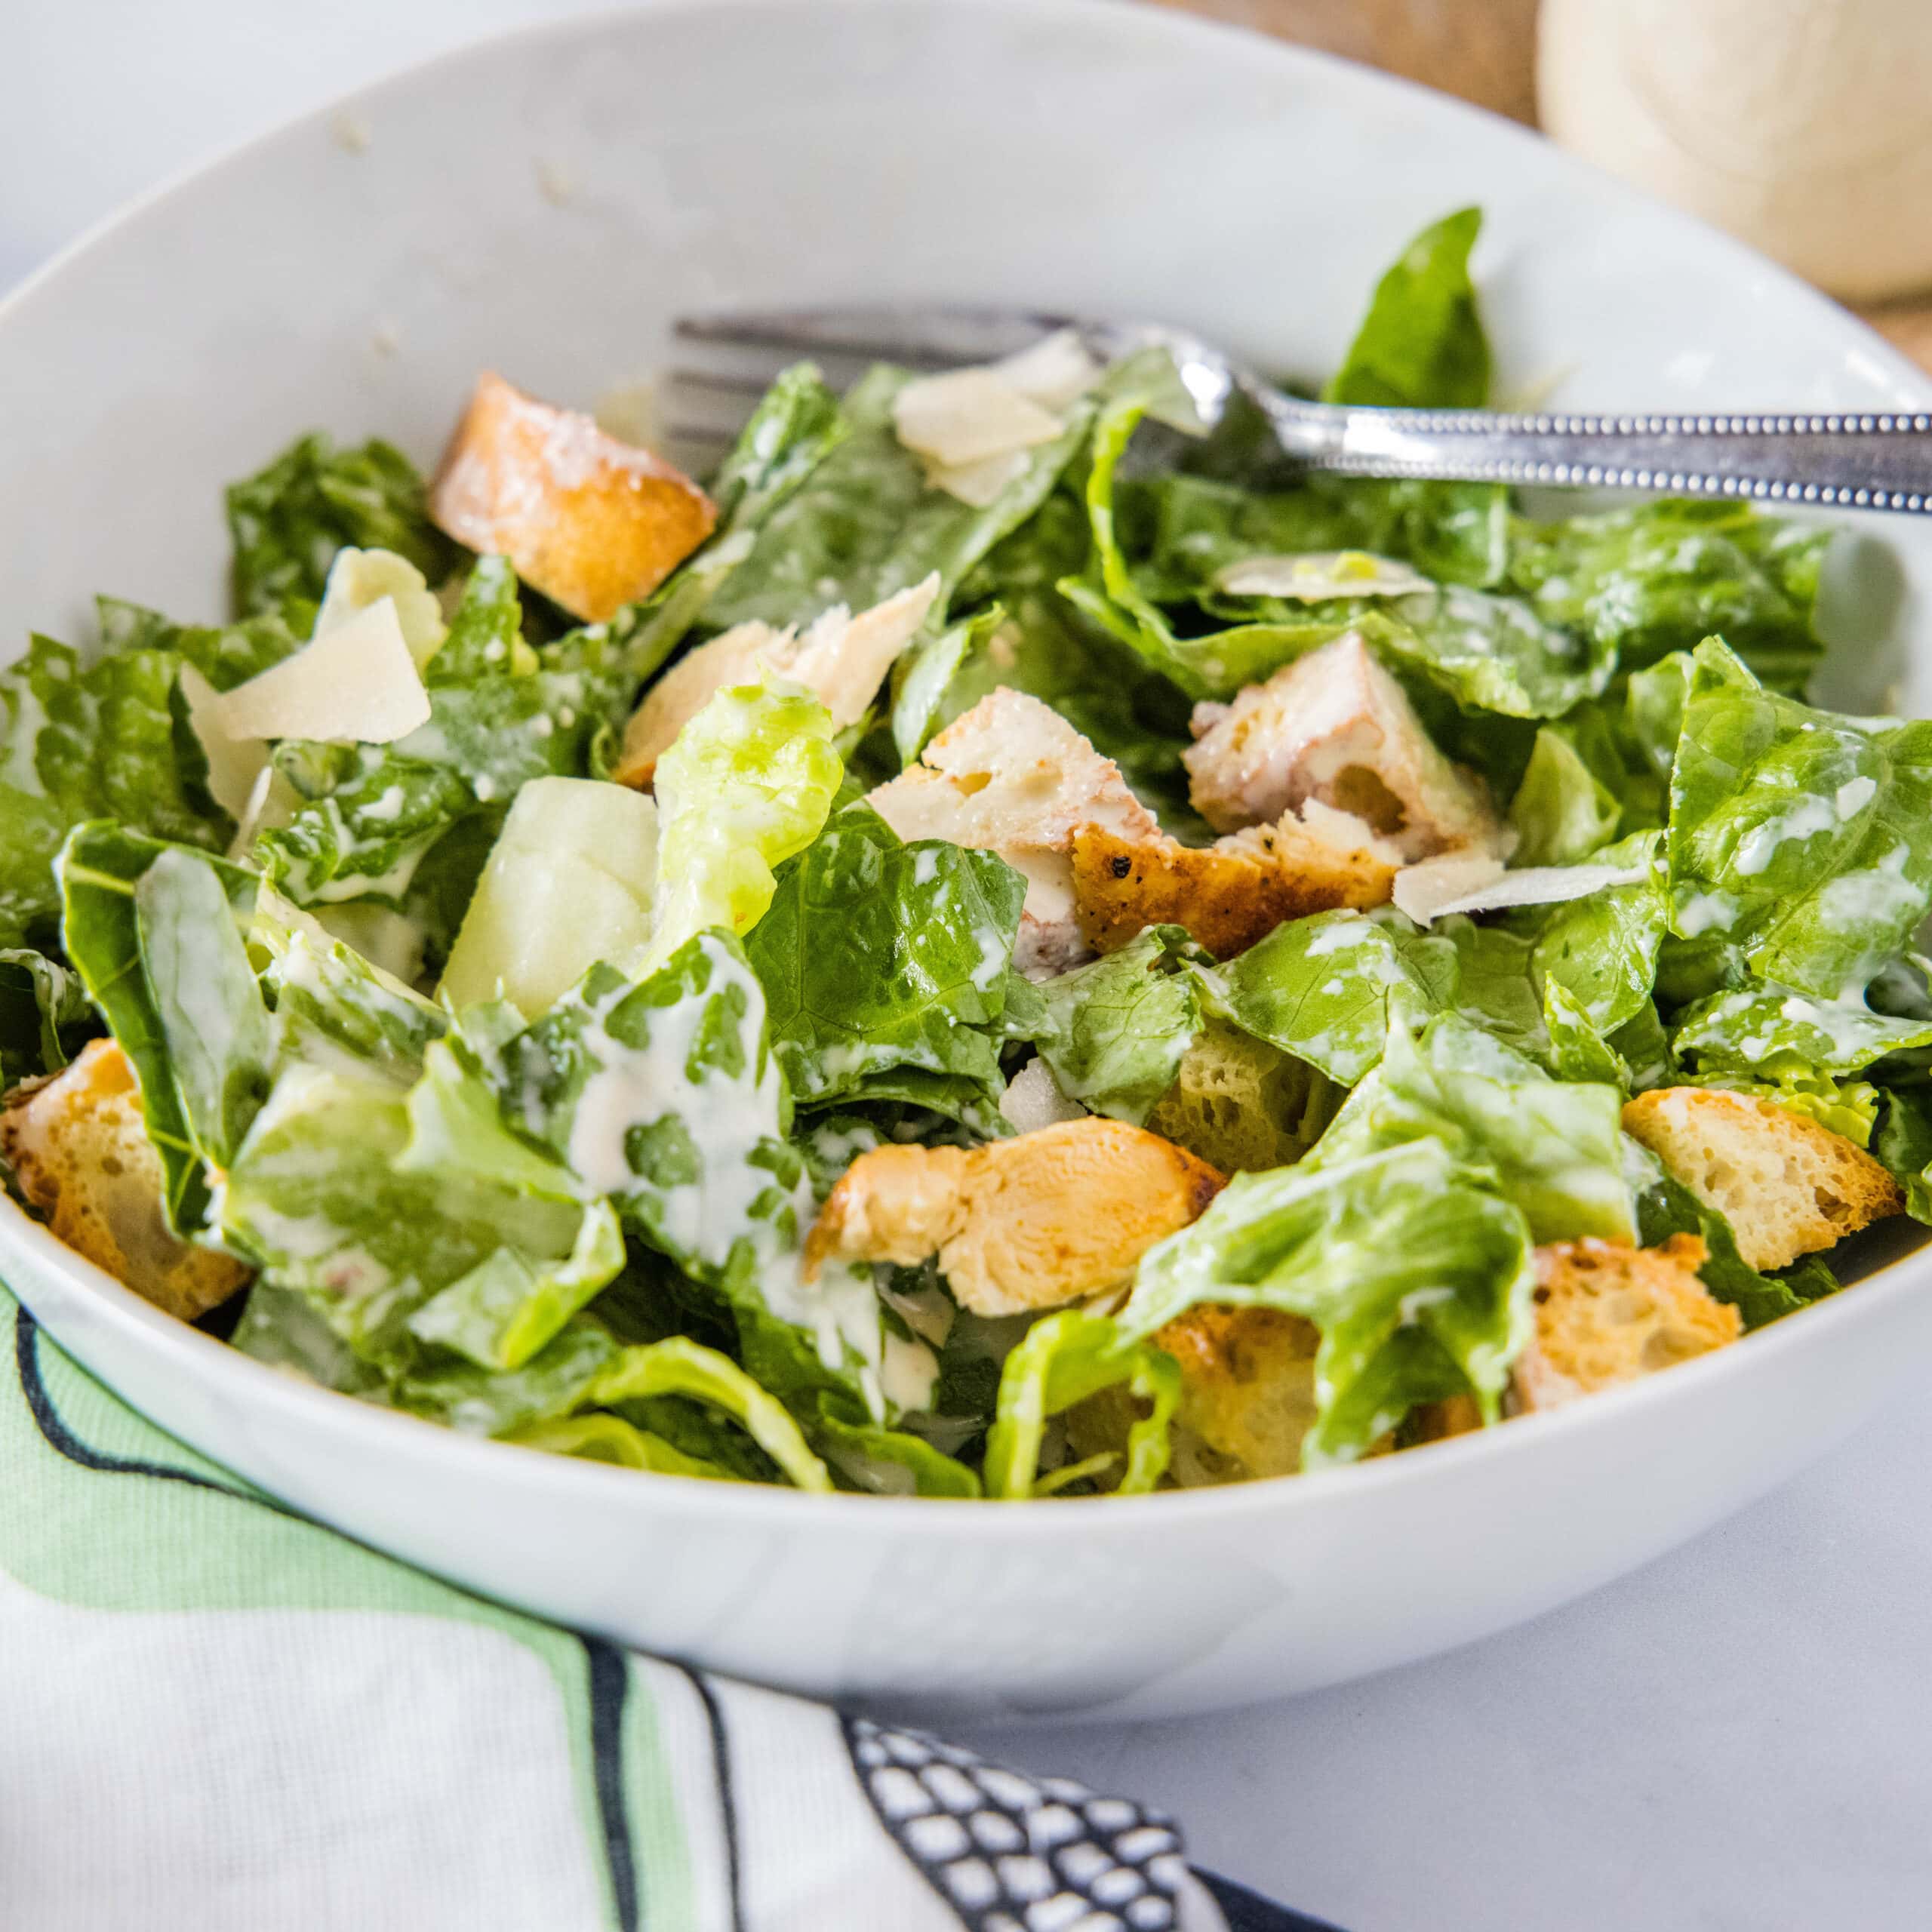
[5,0,1931,1724]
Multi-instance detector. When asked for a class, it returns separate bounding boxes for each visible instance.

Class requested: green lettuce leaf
[220,1063,584,1361]
[1508,724,1623,865]
[57,825,266,1230]
[1664,639,1932,999]
[425,554,533,685]
[1121,1139,1534,1466]
[226,432,456,631]
[703,364,1091,632]
[1323,207,1490,410]
[0,946,91,1082]
[1670,981,1932,1077]
[1310,1004,1636,1242]
[1204,906,1460,1085]
[1017,925,1205,1124]
[982,1310,1178,1500]
[645,679,842,970]
[1508,499,1831,692]
[745,805,1023,1113]
[1875,1085,1932,1223]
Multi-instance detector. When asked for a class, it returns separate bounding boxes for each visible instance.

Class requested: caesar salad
[2,208,1925,1500]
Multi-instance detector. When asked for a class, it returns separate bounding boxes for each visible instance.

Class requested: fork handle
[1262,397,1932,512]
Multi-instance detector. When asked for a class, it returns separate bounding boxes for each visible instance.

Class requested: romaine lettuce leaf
[0,946,91,1082]
[1632,1155,1835,1330]
[253,889,447,1085]
[1508,499,1831,692]
[1017,925,1205,1124]
[1665,639,1932,999]
[425,554,534,685]
[1309,1004,1636,1242]
[1204,906,1460,1085]
[982,1309,1178,1499]
[1322,207,1490,410]
[220,1063,584,1361]
[1121,1139,1534,1466]
[645,678,842,970]
[1670,981,1932,1076]
[1508,724,1623,866]
[57,824,266,1230]
[1875,1085,1932,1223]
[226,432,456,632]
[703,364,1090,632]
[744,805,1023,1113]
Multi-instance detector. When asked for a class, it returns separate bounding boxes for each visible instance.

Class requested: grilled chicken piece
[1182,632,1505,860]
[429,371,715,623]
[1072,803,1398,959]
[0,1041,250,1322]
[804,1117,1223,1317]
[1623,1088,1903,1272]
[1512,1235,1740,1412]
[867,688,1161,977]
[614,575,939,787]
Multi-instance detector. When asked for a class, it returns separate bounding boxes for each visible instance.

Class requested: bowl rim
[5,0,1930,1534]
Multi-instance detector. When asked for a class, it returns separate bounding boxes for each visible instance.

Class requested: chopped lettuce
[1309,1004,1635,1243]
[1123,1140,1534,1466]
[645,678,842,971]
[1204,906,1460,1086]
[1509,499,1831,693]
[1665,639,1932,999]
[704,365,1091,633]
[226,432,456,632]
[1017,926,1205,1125]
[1323,206,1490,411]
[745,805,1024,1114]
[57,825,266,1229]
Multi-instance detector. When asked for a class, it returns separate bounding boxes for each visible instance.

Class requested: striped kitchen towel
[0,1287,1334,1932]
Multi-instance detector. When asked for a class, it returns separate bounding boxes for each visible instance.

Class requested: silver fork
[666,303,1932,512]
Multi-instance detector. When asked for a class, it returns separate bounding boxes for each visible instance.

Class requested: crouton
[867,688,1160,977]
[614,575,939,788]
[804,1117,1223,1318]
[1623,1087,1903,1272]
[1067,1303,1320,1486]
[1072,806,1396,960]
[1182,632,1505,860]
[429,371,716,623]
[1144,1020,1334,1174]
[0,1041,250,1322]
[1512,1235,1740,1412]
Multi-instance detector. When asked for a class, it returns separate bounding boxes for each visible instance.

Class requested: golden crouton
[1623,1087,1903,1272]
[429,371,716,623]
[804,1117,1223,1317]
[1150,1303,1321,1484]
[0,1041,251,1322]
[1512,1234,1740,1412]
[1145,1020,1334,1174]
[1071,813,1395,960]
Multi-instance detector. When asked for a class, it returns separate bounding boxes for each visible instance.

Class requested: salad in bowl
[3,209,1925,1504]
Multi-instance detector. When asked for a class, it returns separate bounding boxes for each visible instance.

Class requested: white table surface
[6,6,1930,1928]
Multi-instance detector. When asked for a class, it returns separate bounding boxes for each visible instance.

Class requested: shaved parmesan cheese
[1395,853,1650,925]
[892,368,1063,469]
[919,448,1032,508]
[315,547,448,669]
[211,595,432,746]
[1214,551,1433,602]
[178,662,269,819]
[992,329,1103,412]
